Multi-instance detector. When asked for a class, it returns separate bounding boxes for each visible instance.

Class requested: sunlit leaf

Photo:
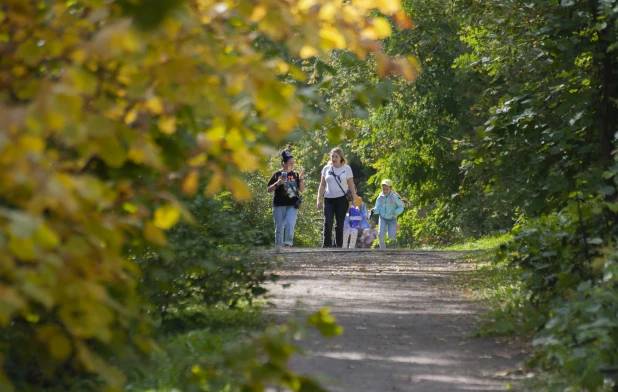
[229,176,253,201]
[153,204,180,229]
[144,221,167,246]
[181,170,199,196]
[158,115,176,135]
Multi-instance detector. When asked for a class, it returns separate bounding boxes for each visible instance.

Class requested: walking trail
[265,249,531,392]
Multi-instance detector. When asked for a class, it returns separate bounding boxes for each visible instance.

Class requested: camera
[281,172,288,179]
[294,195,303,209]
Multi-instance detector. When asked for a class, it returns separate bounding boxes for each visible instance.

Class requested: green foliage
[532,257,618,391]
[135,193,277,325]
[127,306,262,391]
[127,306,336,392]
[496,198,606,306]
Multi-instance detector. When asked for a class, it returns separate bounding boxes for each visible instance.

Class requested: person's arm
[394,194,405,217]
[297,169,305,193]
[267,173,283,193]
[374,196,381,217]
[346,176,357,206]
[317,174,326,209]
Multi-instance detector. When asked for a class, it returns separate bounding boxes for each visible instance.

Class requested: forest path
[264,249,531,392]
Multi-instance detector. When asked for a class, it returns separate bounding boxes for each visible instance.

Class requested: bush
[135,194,278,327]
[532,257,618,391]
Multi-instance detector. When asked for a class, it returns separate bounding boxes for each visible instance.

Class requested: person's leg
[387,218,397,241]
[349,228,358,248]
[322,198,335,247]
[378,217,387,249]
[273,206,286,246]
[334,197,348,247]
[283,206,298,246]
[342,221,350,248]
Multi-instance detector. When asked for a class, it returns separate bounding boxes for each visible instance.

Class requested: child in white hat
[373,179,405,249]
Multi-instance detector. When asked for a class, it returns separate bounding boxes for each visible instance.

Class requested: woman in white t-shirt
[316,147,358,248]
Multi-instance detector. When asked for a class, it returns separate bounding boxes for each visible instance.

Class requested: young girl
[342,196,370,248]
[360,220,378,248]
[374,179,404,249]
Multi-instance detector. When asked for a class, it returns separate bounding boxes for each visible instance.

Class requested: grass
[441,232,513,251]
[126,305,265,392]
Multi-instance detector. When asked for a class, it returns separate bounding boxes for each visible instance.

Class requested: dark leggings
[322,196,349,248]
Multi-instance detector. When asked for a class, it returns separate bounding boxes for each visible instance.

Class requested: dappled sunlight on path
[265,249,530,392]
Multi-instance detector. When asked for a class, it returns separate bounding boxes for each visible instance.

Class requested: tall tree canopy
[0,0,419,389]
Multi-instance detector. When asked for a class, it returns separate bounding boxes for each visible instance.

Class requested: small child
[360,220,378,248]
[342,196,370,248]
[374,179,405,249]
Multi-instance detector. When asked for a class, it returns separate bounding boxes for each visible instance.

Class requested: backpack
[348,206,362,230]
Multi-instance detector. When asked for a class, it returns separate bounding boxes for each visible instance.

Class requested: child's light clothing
[374,191,405,249]
[341,198,369,249]
[342,220,359,248]
[360,228,378,248]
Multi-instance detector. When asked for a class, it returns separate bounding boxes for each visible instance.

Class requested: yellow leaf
[319,3,337,20]
[124,107,138,125]
[144,97,163,115]
[144,221,166,246]
[188,153,206,167]
[300,45,318,59]
[275,60,290,74]
[181,170,199,197]
[320,26,346,49]
[372,17,392,39]
[33,225,60,250]
[153,204,180,229]
[376,0,401,14]
[49,333,72,360]
[68,67,98,96]
[375,52,390,78]
[41,112,64,132]
[233,150,259,172]
[288,65,307,82]
[250,5,267,21]
[395,57,421,81]
[204,173,223,196]
[128,147,144,163]
[229,176,252,201]
[70,49,87,64]
[12,65,27,77]
[8,236,36,261]
[98,136,127,168]
[394,11,414,29]
[20,136,45,153]
[158,115,176,135]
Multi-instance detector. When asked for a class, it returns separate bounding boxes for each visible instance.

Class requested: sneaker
[283,244,292,248]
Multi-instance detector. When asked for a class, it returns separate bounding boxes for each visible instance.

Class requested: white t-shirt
[322,164,353,199]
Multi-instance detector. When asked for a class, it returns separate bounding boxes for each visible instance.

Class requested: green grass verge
[441,232,513,251]
[126,305,265,392]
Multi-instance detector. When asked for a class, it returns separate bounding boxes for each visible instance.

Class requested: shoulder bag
[330,166,353,202]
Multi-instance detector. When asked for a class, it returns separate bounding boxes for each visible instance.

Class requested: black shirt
[268,170,300,207]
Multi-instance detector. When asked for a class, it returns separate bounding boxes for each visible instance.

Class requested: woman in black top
[267,151,305,248]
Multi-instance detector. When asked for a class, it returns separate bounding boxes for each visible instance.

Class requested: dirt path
[265,249,530,392]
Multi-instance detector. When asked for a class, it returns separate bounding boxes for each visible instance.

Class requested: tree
[0,0,418,389]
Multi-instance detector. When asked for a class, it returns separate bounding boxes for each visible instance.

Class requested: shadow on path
[264,249,530,392]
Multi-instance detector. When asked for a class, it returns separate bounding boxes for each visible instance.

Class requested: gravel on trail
[264,249,531,392]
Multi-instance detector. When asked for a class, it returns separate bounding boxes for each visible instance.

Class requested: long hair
[327,146,346,165]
